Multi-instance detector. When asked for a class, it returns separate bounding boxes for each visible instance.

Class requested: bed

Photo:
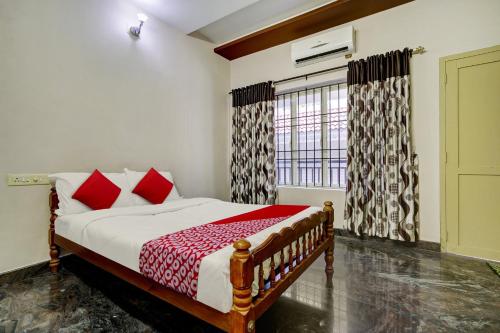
[48,187,334,333]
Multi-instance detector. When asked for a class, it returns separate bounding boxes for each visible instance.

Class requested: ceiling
[129,0,335,45]
[129,0,259,34]
[193,0,335,45]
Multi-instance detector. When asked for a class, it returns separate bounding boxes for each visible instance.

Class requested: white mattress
[55,198,321,313]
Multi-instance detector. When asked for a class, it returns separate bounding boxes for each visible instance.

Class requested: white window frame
[275,80,347,189]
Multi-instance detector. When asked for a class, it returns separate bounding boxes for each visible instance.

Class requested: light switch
[7,174,50,186]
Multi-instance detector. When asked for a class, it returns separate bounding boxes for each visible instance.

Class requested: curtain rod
[228,46,425,94]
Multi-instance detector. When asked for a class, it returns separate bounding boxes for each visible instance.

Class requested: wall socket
[7,174,50,186]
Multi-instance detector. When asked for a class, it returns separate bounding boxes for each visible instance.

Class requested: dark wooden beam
[214,0,414,60]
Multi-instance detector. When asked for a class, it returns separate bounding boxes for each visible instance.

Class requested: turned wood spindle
[307,230,312,254]
[316,223,321,246]
[49,187,60,273]
[295,238,301,265]
[288,243,294,272]
[279,249,285,278]
[323,201,334,279]
[230,239,255,333]
[318,226,322,246]
[302,234,307,259]
[270,255,276,287]
[258,263,264,298]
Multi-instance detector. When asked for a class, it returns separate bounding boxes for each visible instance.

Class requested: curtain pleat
[231,81,276,204]
[344,48,419,242]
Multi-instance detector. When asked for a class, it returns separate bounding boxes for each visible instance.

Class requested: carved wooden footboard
[229,202,334,333]
[49,187,334,333]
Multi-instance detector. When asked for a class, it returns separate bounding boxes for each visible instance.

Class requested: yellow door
[442,45,500,261]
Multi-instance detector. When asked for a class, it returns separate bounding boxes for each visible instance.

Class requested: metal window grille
[275,82,347,188]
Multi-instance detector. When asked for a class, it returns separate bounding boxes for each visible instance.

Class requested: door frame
[439,45,500,253]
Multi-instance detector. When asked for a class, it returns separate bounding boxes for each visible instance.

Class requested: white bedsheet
[55,198,321,313]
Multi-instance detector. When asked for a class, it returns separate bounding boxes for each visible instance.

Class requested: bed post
[323,201,334,279]
[230,239,255,333]
[49,187,60,273]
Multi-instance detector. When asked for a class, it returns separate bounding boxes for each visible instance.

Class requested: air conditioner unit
[291,26,355,67]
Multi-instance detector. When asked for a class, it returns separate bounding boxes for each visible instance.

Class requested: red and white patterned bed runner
[139,205,308,298]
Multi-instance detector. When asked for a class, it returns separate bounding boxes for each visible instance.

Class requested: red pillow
[72,170,121,210]
[132,168,173,204]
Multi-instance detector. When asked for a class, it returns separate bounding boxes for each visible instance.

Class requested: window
[275,82,347,188]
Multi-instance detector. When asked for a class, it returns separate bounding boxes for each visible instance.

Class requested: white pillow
[49,172,134,216]
[124,168,182,205]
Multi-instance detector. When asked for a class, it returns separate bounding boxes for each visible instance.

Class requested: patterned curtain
[231,81,276,204]
[344,48,420,242]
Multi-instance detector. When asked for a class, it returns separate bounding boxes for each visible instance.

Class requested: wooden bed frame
[48,187,334,333]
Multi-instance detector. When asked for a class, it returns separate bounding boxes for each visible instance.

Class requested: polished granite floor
[1,236,499,333]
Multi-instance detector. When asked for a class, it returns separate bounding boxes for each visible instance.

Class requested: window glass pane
[339,84,348,150]
[313,88,322,186]
[275,81,347,188]
[298,90,307,186]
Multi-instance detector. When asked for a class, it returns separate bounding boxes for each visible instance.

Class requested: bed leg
[230,239,255,333]
[323,201,334,280]
[49,187,60,273]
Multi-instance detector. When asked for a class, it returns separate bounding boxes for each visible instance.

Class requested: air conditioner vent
[291,26,355,67]
[295,46,349,64]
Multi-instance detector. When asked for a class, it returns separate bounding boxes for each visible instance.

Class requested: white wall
[0,0,230,273]
[230,0,500,242]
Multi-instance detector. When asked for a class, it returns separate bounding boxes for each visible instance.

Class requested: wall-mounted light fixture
[130,13,148,37]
